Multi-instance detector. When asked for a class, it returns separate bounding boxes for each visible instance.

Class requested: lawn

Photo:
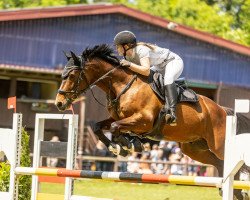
[39,179,222,200]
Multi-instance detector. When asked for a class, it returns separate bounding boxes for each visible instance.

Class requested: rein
[110,74,137,104]
[81,67,118,107]
[58,62,138,109]
[83,66,138,108]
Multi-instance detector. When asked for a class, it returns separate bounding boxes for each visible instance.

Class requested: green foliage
[238,0,250,45]
[111,0,250,46]
[0,162,10,191]
[0,128,31,200]
[0,0,87,8]
[18,128,32,200]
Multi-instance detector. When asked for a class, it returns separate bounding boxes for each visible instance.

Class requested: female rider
[114,30,184,124]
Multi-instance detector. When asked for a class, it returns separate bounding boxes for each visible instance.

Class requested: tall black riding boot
[164,83,178,124]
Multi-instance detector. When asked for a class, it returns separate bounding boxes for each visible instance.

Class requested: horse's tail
[223,106,250,135]
[223,106,250,175]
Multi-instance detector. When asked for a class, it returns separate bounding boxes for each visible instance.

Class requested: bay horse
[55,44,250,199]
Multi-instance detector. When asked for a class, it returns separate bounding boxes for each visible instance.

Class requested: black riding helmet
[114,31,137,58]
[114,31,137,45]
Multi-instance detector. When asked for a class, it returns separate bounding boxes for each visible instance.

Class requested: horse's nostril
[56,102,63,108]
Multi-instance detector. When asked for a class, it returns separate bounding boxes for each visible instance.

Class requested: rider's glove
[120,59,131,67]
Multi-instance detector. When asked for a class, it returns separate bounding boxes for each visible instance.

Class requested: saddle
[148,70,198,103]
[141,70,199,140]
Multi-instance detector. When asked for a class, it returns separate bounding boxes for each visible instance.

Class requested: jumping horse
[55,44,250,200]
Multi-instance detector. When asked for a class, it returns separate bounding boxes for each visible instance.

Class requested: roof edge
[0,64,62,75]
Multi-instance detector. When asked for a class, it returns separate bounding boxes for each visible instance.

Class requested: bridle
[58,57,121,106]
[58,55,138,112]
[58,68,85,105]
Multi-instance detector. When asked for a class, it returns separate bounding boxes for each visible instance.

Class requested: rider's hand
[120,59,131,67]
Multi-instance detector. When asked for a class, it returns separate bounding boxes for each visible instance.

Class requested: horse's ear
[70,51,78,62]
[63,51,71,61]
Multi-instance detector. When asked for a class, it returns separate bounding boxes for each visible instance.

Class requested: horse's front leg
[113,134,144,153]
[110,113,154,153]
[93,118,129,157]
[110,113,153,134]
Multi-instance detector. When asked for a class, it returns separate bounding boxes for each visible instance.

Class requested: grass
[39,179,222,200]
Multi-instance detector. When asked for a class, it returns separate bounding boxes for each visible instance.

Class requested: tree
[111,0,249,46]
[0,0,87,8]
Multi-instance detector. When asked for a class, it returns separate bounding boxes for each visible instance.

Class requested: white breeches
[151,53,184,85]
[163,53,183,85]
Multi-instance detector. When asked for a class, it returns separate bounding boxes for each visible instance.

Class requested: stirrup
[165,113,177,126]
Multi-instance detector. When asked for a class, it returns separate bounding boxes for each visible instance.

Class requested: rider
[114,30,184,124]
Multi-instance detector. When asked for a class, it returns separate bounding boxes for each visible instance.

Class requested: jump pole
[14,167,250,190]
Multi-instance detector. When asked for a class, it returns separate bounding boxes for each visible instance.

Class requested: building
[0,4,250,152]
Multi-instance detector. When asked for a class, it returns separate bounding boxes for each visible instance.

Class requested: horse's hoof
[108,143,121,155]
[108,143,129,157]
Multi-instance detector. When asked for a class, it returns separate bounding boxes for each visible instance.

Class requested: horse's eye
[68,74,75,81]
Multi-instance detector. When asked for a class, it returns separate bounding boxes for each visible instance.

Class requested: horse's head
[55,51,88,111]
[55,44,121,111]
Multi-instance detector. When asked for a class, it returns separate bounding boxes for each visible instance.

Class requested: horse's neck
[96,62,138,96]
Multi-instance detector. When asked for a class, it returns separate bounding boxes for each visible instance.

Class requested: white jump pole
[223,99,250,200]
[31,114,78,200]
[0,113,22,200]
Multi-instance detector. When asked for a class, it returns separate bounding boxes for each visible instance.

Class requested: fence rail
[30,155,216,176]
[76,155,216,176]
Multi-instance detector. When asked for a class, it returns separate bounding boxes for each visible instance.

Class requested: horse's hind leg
[181,141,248,200]
[181,141,224,198]
[180,140,224,176]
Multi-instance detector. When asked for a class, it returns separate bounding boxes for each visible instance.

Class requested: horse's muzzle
[56,101,63,110]
[55,99,71,111]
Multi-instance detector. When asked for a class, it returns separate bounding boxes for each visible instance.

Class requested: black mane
[82,44,120,66]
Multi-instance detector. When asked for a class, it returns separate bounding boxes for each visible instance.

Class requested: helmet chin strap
[122,45,127,58]
[122,44,135,59]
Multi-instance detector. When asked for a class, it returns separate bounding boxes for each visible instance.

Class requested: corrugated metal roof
[0,4,249,57]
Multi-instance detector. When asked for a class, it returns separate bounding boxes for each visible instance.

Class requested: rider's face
[116,45,124,56]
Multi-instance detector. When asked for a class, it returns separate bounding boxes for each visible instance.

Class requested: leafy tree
[111,0,249,45]
[0,0,87,8]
